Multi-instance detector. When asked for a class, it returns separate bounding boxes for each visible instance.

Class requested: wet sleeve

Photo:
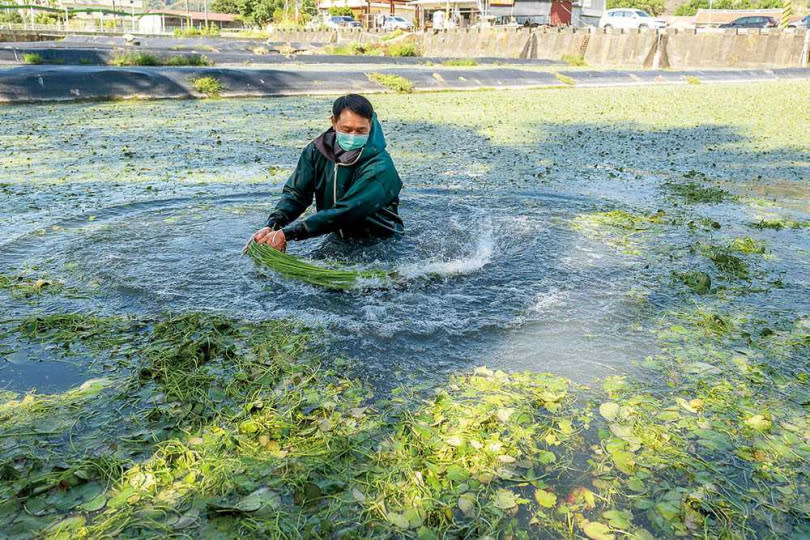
[265,146,316,230]
[283,161,400,241]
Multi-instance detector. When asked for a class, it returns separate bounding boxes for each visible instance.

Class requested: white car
[788,14,810,29]
[598,9,667,30]
[382,15,414,31]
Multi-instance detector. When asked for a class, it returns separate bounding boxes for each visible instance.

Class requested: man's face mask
[336,131,368,151]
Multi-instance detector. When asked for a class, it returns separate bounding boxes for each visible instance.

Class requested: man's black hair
[332,94,374,120]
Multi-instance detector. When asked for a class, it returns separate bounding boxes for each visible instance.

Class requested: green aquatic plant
[666,181,731,204]
[1,305,809,538]
[0,273,64,298]
[750,218,809,230]
[673,270,712,294]
[699,244,751,280]
[730,236,766,254]
[246,241,390,290]
[572,209,668,255]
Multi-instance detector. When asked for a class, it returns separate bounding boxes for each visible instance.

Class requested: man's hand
[249,227,287,252]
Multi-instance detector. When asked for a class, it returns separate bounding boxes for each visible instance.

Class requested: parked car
[311,15,361,29]
[718,16,778,28]
[598,9,667,30]
[787,14,810,29]
[381,15,414,31]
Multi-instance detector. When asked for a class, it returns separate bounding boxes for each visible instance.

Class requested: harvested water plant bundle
[246,241,390,290]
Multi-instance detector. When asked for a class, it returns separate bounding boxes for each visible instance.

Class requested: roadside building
[316,0,416,27]
[138,10,241,33]
[406,0,604,28]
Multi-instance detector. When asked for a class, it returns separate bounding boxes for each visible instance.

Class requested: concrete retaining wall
[583,30,660,67]
[663,29,808,69]
[421,27,809,68]
[5,27,809,68]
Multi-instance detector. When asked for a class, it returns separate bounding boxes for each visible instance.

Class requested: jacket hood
[314,113,386,164]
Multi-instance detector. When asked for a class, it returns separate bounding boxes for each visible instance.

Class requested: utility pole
[112,0,117,32]
[204,0,209,29]
[185,0,191,29]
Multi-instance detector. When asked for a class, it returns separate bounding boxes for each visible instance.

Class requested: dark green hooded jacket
[266,114,404,241]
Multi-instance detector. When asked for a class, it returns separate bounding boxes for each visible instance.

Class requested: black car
[718,16,778,28]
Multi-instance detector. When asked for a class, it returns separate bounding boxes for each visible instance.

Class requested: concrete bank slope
[0,65,808,103]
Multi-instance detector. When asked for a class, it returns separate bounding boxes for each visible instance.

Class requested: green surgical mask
[336,130,368,151]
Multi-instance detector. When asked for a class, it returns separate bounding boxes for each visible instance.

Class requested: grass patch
[441,58,478,66]
[23,53,44,65]
[326,41,419,57]
[380,29,404,41]
[368,73,414,94]
[387,42,418,57]
[685,75,701,85]
[554,72,576,86]
[174,25,220,38]
[191,76,222,98]
[110,53,160,66]
[165,54,212,66]
[561,53,586,67]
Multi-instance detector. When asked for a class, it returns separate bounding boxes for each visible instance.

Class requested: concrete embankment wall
[4,27,809,68]
[411,27,810,68]
[260,27,810,68]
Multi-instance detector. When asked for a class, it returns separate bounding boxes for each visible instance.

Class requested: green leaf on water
[744,414,771,431]
[387,511,410,529]
[446,464,469,482]
[610,450,636,474]
[581,520,615,540]
[534,489,557,508]
[458,493,476,516]
[493,489,519,510]
[602,509,632,529]
[79,494,107,512]
[599,402,620,421]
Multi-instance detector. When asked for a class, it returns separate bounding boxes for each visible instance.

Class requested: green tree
[606,0,666,15]
[328,6,353,16]
[211,0,241,13]
[301,0,318,18]
[0,9,24,23]
[674,0,783,15]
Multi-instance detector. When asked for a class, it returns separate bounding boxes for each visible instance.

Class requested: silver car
[598,9,667,30]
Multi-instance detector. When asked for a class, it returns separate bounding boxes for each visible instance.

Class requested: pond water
[1,84,809,538]
[1,86,809,394]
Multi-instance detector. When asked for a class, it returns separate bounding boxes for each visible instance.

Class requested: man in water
[249,94,404,252]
